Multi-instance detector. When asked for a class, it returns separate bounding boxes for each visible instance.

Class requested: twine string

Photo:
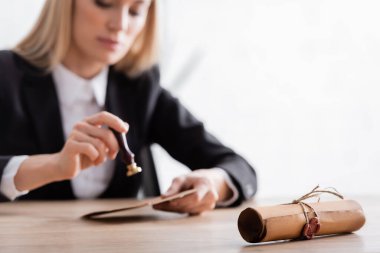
[292,185,344,205]
[290,185,344,237]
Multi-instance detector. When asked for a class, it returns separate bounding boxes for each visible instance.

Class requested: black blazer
[0,50,257,204]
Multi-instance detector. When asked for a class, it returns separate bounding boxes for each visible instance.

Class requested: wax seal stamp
[111,129,142,177]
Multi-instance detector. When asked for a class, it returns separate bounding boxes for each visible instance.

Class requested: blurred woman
[0,0,257,214]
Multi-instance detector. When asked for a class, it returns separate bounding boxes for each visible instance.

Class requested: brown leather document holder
[238,199,365,243]
[83,189,197,219]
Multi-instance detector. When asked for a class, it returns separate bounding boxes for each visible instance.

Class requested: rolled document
[238,199,365,243]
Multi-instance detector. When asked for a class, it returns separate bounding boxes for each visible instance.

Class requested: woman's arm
[14,154,62,192]
[11,112,128,193]
[144,69,257,212]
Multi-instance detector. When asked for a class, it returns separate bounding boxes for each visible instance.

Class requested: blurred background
[1,0,379,198]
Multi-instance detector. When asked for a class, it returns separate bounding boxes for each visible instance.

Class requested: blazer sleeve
[145,68,257,205]
[0,54,12,201]
[0,156,12,201]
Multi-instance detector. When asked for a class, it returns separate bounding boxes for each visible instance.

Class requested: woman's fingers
[186,189,218,214]
[81,111,129,159]
[60,139,99,178]
[153,175,219,214]
[177,186,218,213]
[73,122,119,159]
[85,111,129,133]
[57,112,129,180]
[69,130,109,165]
[153,188,217,214]
[162,176,186,197]
[59,112,129,179]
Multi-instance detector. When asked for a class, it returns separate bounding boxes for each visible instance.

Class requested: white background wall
[1,0,379,198]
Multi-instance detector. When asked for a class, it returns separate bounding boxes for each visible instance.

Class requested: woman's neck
[62,48,106,79]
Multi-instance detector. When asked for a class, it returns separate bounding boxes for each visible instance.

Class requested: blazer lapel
[22,72,65,153]
[104,69,161,197]
[102,69,142,198]
[105,69,140,149]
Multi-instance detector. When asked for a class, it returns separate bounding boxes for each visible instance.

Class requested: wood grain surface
[0,196,378,253]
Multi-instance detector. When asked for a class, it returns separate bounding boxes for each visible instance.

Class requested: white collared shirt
[52,64,114,199]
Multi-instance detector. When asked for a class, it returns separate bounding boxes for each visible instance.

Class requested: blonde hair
[13,0,158,77]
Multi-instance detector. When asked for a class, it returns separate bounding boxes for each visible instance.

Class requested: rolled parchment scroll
[238,199,365,243]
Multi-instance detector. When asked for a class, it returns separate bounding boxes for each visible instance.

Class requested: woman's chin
[95,53,126,66]
[92,44,130,65]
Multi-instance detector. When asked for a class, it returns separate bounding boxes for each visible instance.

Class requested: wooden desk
[0,196,378,253]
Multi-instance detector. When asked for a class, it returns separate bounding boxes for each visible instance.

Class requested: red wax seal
[302,217,321,239]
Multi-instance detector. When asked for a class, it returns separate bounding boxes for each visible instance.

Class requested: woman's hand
[153,169,233,215]
[14,111,128,192]
[53,111,128,180]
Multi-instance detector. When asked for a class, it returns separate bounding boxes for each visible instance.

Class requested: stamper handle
[111,128,142,176]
